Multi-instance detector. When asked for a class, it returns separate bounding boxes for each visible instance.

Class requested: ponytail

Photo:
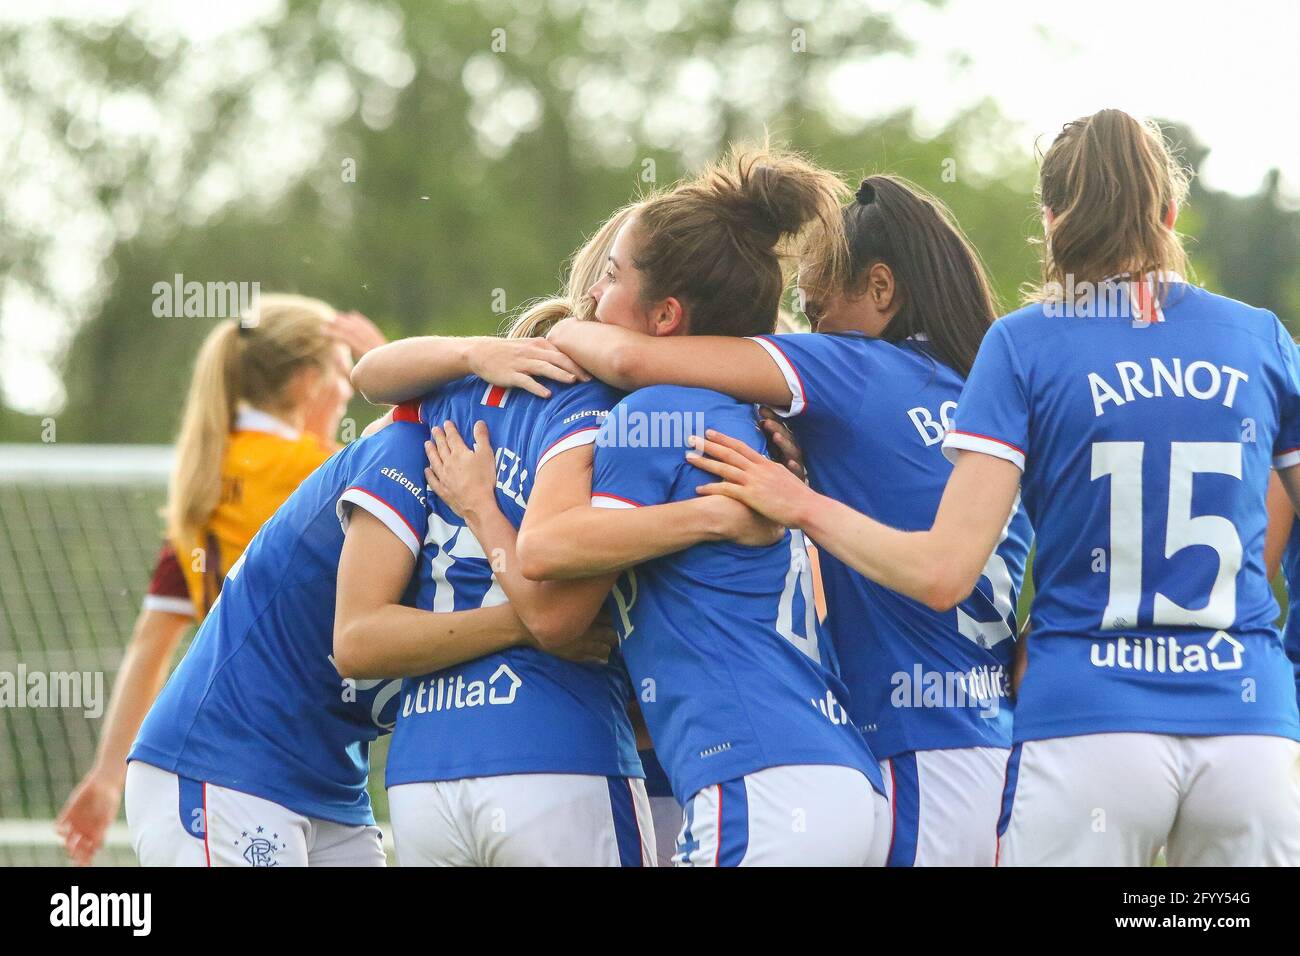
[631,145,849,337]
[166,321,241,549]
[1031,109,1191,303]
[802,175,999,378]
[165,293,339,551]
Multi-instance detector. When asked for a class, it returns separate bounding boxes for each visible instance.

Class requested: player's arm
[515,456,780,582]
[425,421,774,639]
[688,430,1021,611]
[56,605,191,866]
[333,508,610,677]
[423,420,615,648]
[1265,470,1295,581]
[351,334,590,404]
[546,317,792,406]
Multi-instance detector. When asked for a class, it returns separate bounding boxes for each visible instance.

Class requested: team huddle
[59,108,1300,867]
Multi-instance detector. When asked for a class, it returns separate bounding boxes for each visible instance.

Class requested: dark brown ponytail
[803,174,999,378]
[630,145,849,338]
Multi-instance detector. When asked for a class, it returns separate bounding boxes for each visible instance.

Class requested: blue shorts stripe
[177,773,206,841]
[637,748,673,799]
[606,777,643,867]
[716,779,749,867]
[886,754,920,867]
[997,742,1024,840]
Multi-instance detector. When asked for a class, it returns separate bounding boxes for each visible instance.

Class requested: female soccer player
[57,295,384,866]
[120,294,619,867]
[478,148,886,865]
[540,174,1032,866]
[351,203,786,865]
[688,110,1300,866]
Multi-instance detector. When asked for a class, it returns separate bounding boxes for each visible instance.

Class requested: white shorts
[674,764,887,866]
[125,760,386,867]
[387,773,655,866]
[648,796,682,868]
[880,746,1009,867]
[998,733,1300,866]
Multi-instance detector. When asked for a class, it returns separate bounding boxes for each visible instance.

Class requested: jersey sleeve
[1271,315,1300,469]
[141,542,197,617]
[534,381,624,474]
[942,320,1029,471]
[335,422,431,557]
[746,332,834,419]
[589,394,680,509]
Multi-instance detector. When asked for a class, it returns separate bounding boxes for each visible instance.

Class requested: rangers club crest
[234,827,288,866]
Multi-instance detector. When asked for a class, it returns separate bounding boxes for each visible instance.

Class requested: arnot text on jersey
[1088,357,1249,417]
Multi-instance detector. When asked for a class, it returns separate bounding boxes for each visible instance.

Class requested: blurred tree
[0,1,1295,446]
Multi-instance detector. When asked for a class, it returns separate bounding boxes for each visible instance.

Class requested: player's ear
[652,297,686,337]
[865,262,896,312]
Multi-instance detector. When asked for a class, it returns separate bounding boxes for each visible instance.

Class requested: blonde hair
[166,293,339,548]
[1030,109,1192,304]
[501,202,641,340]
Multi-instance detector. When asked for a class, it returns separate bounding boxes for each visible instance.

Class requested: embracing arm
[513,438,780,582]
[333,507,532,678]
[351,335,589,405]
[799,453,1019,610]
[1265,469,1295,581]
[546,318,793,407]
[425,422,770,641]
[688,429,1021,612]
[424,421,615,648]
[518,494,769,581]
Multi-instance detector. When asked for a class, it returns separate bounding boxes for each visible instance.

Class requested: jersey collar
[235,405,302,440]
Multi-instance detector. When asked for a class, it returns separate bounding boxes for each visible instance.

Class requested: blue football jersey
[383,377,643,786]
[752,332,1032,759]
[944,278,1300,742]
[590,384,883,803]
[130,423,431,825]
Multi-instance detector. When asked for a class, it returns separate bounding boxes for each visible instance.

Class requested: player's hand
[55,770,121,867]
[758,407,808,481]
[468,336,590,399]
[333,310,388,359]
[701,495,785,547]
[425,420,498,518]
[688,429,819,528]
[536,617,618,665]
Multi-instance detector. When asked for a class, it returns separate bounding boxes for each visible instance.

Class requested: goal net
[0,443,395,866]
[0,444,174,864]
